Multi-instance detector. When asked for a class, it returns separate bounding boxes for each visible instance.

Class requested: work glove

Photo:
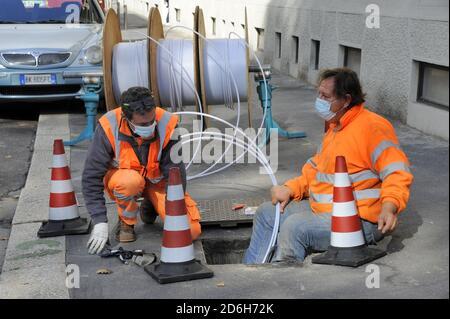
[87,222,109,255]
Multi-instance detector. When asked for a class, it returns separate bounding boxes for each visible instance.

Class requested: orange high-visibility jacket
[99,107,178,183]
[284,104,414,223]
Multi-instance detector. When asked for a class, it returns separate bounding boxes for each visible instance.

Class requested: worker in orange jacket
[84,87,201,255]
[243,68,414,264]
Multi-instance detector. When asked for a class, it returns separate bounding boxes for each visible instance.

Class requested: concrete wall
[112,0,449,140]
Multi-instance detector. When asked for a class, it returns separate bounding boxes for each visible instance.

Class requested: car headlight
[85,45,102,65]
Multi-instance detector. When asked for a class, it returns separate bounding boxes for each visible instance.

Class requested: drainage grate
[197,197,268,227]
[202,238,250,265]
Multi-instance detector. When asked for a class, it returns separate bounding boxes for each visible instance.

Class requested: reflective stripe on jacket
[99,107,179,183]
[284,104,414,223]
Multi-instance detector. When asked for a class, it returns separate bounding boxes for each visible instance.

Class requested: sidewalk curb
[0,114,71,299]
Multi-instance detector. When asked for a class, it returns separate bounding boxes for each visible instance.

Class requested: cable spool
[112,40,149,105]
[148,6,165,108]
[157,39,196,110]
[194,6,209,128]
[103,8,152,111]
[156,38,247,110]
[202,39,248,107]
[105,6,251,117]
[102,9,122,111]
[154,38,246,109]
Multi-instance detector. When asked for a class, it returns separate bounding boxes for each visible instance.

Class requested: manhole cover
[197,197,268,227]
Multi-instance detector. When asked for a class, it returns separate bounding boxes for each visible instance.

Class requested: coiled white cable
[126,30,207,171]
[163,26,271,181]
[131,29,278,263]
[112,40,149,105]
[154,28,245,174]
[186,132,280,264]
[125,29,279,263]
[174,111,280,263]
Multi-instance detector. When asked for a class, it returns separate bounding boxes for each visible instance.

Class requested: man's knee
[254,201,276,226]
[109,169,145,196]
[279,214,310,244]
[190,221,201,241]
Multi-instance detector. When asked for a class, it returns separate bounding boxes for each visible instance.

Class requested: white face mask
[314,97,349,121]
[130,121,156,138]
[314,98,337,121]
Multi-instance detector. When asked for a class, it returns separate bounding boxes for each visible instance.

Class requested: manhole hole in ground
[202,238,250,265]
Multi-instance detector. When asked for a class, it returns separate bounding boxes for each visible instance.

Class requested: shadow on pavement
[386,208,423,254]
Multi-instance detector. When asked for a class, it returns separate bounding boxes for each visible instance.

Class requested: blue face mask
[314,98,337,121]
[130,121,156,138]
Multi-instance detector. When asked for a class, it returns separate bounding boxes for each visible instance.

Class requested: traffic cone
[145,167,213,284]
[312,156,386,267]
[37,139,91,238]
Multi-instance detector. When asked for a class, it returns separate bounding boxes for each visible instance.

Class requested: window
[256,28,265,51]
[275,32,282,59]
[175,8,180,22]
[311,40,320,70]
[343,46,362,77]
[417,62,449,109]
[211,17,216,35]
[291,36,299,64]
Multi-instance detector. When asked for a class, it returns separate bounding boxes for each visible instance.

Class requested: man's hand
[87,222,109,255]
[378,202,399,234]
[271,185,292,213]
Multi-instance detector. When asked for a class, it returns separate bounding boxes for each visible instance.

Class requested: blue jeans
[243,200,384,264]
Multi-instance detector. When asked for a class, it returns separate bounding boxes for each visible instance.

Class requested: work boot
[139,198,158,224]
[115,219,136,243]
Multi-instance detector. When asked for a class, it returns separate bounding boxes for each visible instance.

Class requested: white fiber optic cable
[125,29,279,263]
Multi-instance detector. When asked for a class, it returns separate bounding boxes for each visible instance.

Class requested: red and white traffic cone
[145,167,213,284]
[37,139,91,238]
[330,156,365,248]
[312,156,386,267]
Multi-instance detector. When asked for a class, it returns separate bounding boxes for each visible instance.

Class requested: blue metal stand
[256,76,307,145]
[64,84,101,146]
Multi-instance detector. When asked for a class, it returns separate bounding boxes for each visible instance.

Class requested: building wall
[114,0,449,140]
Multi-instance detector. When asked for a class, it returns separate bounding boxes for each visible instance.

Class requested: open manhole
[202,238,250,265]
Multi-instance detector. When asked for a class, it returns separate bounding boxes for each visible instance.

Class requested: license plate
[20,74,57,85]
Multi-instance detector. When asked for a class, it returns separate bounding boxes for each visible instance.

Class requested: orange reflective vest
[284,104,414,223]
[99,107,179,183]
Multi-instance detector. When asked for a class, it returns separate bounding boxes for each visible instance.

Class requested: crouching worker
[83,87,201,254]
[243,68,414,264]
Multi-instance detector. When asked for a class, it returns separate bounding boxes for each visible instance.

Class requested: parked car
[0,0,105,102]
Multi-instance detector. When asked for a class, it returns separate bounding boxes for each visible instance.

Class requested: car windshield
[0,0,103,24]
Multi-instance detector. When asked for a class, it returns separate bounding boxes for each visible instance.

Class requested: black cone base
[145,259,214,284]
[37,217,91,238]
[312,245,387,267]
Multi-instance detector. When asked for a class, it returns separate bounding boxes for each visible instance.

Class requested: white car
[0,0,105,102]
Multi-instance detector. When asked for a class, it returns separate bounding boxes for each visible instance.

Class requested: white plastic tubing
[156,39,196,108]
[114,29,280,264]
[156,38,248,109]
[112,40,149,105]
